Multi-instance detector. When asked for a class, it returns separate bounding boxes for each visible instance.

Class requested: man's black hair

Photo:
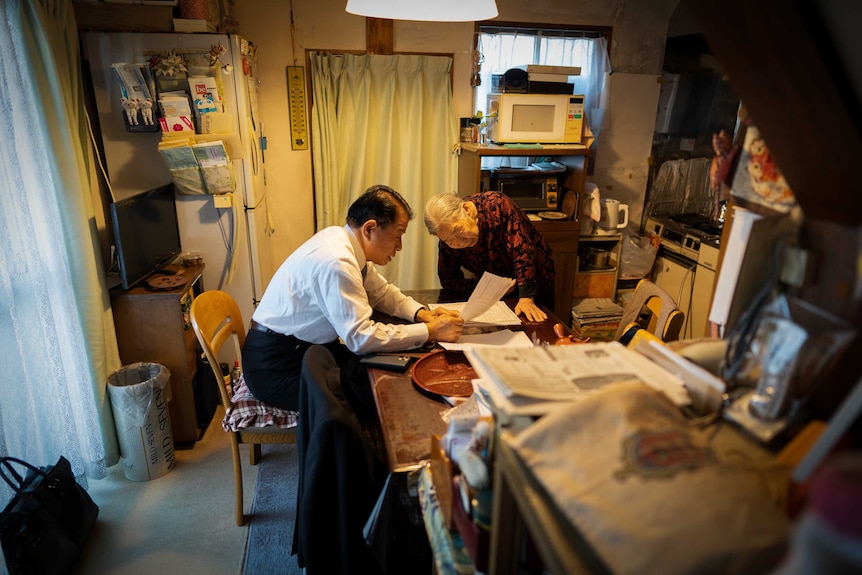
[346,184,414,228]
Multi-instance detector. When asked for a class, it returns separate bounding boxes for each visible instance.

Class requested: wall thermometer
[286,66,309,150]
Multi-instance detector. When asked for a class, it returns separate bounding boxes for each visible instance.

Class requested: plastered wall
[232,0,679,279]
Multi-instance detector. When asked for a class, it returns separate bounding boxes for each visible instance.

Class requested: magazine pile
[570,297,624,340]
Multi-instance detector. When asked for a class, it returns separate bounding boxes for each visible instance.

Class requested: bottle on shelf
[229,360,242,396]
[220,362,230,396]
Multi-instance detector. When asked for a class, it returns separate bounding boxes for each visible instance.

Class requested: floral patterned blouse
[437,191,555,299]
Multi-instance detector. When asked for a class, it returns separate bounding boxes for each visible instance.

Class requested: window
[473,24,611,128]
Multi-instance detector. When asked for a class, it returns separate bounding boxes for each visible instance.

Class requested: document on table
[438,329,533,351]
[428,272,521,326]
[430,301,522,327]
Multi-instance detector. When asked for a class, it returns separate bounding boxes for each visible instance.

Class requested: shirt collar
[344,224,368,272]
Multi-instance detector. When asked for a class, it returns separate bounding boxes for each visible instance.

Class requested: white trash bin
[107,362,176,481]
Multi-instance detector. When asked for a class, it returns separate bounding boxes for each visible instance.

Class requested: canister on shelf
[460,118,472,142]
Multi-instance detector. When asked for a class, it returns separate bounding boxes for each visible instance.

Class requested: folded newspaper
[465,341,691,406]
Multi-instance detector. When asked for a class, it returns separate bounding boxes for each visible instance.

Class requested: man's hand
[426,315,464,342]
[514,297,547,323]
[416,306,460,323]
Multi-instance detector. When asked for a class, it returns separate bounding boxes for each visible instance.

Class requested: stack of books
[518,64,581,94]
[571,297,624,341]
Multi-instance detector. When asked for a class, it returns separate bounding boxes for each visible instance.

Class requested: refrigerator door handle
[249,118,260,176]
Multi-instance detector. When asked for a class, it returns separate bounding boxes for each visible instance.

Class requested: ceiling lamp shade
[345,0,498,22]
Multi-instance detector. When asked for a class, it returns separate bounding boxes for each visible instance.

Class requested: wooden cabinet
[110,264,204,446]
[458,143,591,324]
[533,220,581,324]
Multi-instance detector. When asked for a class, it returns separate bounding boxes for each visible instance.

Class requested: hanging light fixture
[345,0,498,22]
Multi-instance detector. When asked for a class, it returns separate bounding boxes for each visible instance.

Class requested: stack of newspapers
[571,298,624,341]
[465,342,692,423]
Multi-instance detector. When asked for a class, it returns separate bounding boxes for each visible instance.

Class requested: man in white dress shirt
[242,185,463,417]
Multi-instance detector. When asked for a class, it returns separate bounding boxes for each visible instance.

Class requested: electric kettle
[596,199,629,235]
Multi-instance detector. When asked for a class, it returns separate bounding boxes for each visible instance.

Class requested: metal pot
[586,247,609,268]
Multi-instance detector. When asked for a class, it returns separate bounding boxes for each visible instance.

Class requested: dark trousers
[241,330,376,420]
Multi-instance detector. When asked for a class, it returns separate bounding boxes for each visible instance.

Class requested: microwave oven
[487,93,585,144]
[490,170,560,212]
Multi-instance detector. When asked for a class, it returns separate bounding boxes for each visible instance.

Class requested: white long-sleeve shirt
[252,225,429,354]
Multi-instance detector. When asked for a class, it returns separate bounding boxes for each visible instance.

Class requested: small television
[110,184,183,290]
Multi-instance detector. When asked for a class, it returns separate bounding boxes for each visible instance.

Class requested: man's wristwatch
[413,306,429,322]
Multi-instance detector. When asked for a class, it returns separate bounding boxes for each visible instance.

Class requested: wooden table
[368,289,569,473]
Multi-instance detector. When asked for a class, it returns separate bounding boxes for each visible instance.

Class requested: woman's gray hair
[424,193,463,235]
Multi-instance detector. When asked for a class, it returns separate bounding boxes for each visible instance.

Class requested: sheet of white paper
[438,329,534,351]
[708,207,762,329]
[429,301,522,326]
[459,272,513,320]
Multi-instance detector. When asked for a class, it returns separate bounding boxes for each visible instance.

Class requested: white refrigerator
[84,32,274,324]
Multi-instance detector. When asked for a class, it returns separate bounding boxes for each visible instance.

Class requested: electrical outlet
[213,194,232,209]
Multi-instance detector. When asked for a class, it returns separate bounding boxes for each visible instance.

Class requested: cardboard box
[73,4,174,32]
[573,271,616,298]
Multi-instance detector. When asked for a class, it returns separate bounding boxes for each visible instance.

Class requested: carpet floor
[76,407,257,574]
[242,443,302,575]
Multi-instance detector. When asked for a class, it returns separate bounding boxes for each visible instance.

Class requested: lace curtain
[309,52,458,290]
[0,0,119,503]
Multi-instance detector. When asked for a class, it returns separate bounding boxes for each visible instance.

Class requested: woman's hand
[514,297,547,322]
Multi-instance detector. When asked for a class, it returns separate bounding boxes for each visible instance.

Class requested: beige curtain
[0,0,120,488]
[309,52,458,290]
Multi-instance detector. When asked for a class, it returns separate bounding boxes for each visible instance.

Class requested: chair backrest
[614,279,685,342]
[190,290,246,409]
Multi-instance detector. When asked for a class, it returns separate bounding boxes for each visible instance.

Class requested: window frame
[472,21,612,115]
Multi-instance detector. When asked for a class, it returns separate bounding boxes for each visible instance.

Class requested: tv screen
[110,184,182,290]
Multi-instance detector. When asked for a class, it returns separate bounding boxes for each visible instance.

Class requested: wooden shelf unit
[574,233,622,300]
[458,143,591,324]
[110,264,205,446]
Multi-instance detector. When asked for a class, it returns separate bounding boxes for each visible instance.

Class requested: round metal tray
[411,350,477,398]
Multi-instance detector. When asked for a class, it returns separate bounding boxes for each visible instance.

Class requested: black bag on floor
[0,456,99,575]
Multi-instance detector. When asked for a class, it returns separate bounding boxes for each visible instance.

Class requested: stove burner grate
[668,213,723,237]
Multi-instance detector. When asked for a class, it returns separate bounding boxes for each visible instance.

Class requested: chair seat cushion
[223,375,298,431]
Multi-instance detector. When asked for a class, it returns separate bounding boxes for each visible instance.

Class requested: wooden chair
[190,290,297,526]
[614,279,685,343]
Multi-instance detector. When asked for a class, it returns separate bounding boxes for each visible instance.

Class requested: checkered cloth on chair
[222,375,298,431]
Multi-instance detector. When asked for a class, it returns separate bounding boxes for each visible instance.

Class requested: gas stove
[645,213,722,262]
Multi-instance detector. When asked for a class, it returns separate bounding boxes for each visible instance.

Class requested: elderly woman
[424,191,555,322]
